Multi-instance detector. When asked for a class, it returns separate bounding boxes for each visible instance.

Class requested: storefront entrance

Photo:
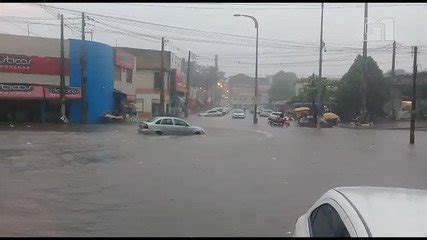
[0,83,81,123]
[0,100,67,123]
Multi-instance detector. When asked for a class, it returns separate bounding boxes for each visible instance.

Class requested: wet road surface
[1,114,427,236]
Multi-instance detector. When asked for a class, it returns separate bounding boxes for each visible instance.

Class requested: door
[152,102,161,117]
[159,117,175,134]
[173,118,192,135]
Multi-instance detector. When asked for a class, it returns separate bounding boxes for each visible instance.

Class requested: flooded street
[1,116,427,236]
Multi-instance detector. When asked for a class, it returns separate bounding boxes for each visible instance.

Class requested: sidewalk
[340,119,427,130]
[373,120,427,130]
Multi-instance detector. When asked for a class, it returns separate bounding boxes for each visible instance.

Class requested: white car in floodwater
[231,109,246,119]
[198,109,223,117]
[293,186,427,237]
[138,117,205,135]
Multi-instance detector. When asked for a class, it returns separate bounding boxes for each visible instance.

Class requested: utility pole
[59,14,67,123]
[27,24,30,36]
[185,51,191,118]
[410,46,418,144]
[391,41,396,78]
[81,12,88,123]
[214,54,218,105]
[316,2,324,129]
[360,2,368,123]
[391,40,397,119]
[234,14,259,124]
[159,37,165,116]
[254,20,259,124]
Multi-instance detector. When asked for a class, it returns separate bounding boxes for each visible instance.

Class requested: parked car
[138,117,205,135]
[199,109,223,117]
[259,109,273,117]
[231,109,246,119]
[293,186,427,237]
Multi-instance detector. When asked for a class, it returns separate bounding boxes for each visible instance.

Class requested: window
[125,68,133,83]
[160,118,173,125]
[174,119,189,127]
[115,67,121,81]
[154,72,162,89]
[155,119,162,124]
[309,204,350,237]
[150,117,160,123]
[136,99,144,112]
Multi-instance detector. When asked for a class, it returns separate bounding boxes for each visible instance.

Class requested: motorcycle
[268,115,290,127]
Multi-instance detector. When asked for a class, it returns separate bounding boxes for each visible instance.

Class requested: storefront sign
[44,86,82,99]
[115,49,135,70]
[0,83,44,99]
[0,53,70,75]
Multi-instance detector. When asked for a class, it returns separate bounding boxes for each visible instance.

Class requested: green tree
[336,55,390,121]
[268,71,298,102]
[181,60,225,88]
[293,74,340,111]
[292,74,317,102]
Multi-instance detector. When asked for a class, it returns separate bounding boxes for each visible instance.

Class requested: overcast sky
[1,2,426,79]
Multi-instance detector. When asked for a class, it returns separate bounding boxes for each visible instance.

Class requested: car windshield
[2,2,426,238]
[149,117,161,122]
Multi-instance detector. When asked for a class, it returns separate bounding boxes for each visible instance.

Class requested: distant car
[259,109,273,117]
[293,186,427,237]
[211,107,227,115]
[268,111,283,118]
[199,109,223,117]
[231,109,246,119]
[138,117,205,135]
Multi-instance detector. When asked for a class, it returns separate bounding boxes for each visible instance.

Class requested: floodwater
[1,116,427,236]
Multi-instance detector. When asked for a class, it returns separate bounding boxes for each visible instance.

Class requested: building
[0,33,136,124]
[228,73,271,109]
[113,49,137,119]
[294,77,312,96]
[385,72,427,120]
[67,40,137,124]
[170,68,187,117]
[0,33,81,123]
[115,47,184,120]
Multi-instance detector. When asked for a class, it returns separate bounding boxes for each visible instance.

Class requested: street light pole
[234,14,258,124]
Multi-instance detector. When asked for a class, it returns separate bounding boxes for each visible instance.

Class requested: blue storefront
[68,39,115,123]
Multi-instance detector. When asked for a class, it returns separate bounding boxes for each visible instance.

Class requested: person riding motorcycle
[268,112,290,127]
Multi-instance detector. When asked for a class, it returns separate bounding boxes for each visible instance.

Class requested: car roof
[333,186,427,237]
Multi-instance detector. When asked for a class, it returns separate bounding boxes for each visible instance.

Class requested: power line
[8,22,42,37]
[29,3,381,50]
[119,3,427,10]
